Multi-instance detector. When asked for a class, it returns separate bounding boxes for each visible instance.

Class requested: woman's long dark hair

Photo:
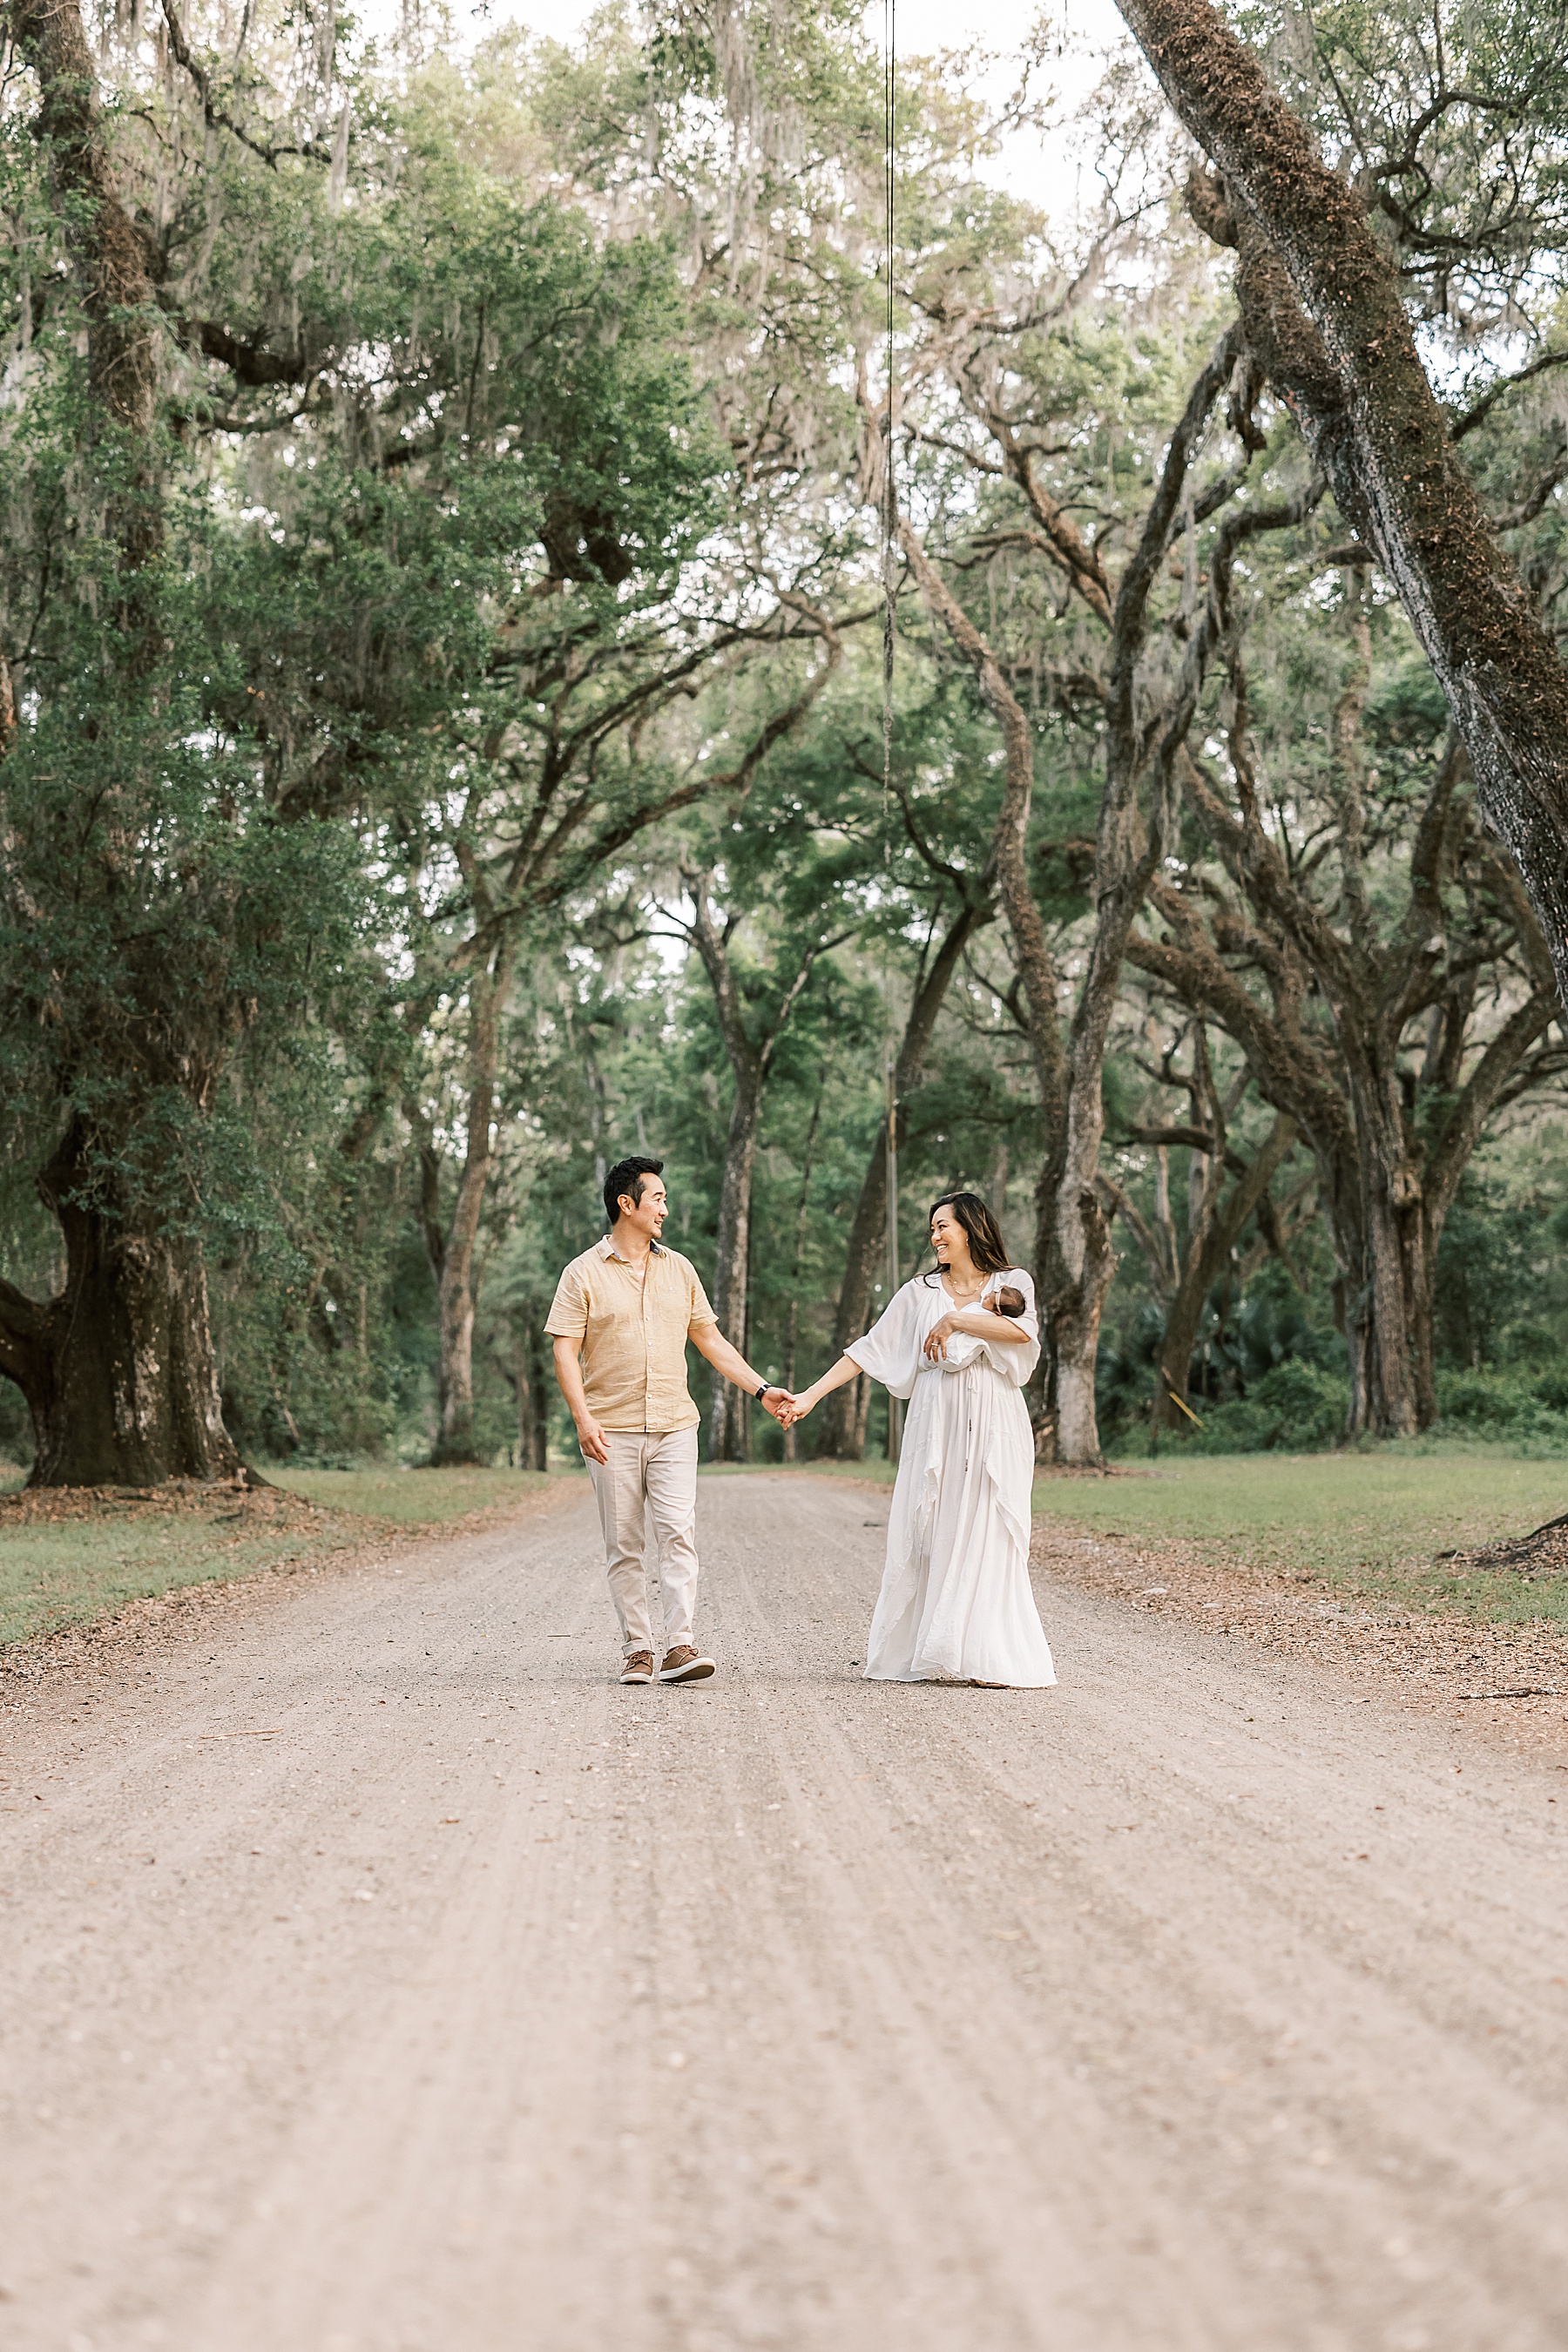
[923,1192,1012,1281]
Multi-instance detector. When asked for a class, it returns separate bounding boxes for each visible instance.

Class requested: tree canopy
[3,0,1568,1484]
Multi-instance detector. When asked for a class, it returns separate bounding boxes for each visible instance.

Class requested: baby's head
[994,1285,1026,1319]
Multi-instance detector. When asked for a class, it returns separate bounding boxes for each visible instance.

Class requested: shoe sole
[618,1669,654,1685]
[659,1658,716,1683]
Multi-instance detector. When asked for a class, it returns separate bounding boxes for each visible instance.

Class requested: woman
[789,1193,1057,1688]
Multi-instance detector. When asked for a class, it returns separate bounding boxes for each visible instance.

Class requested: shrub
[1174,1360,1350,1454]
[1431,1366,1568,1452]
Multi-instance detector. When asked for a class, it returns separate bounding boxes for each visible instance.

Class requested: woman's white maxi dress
[847,1269,1056,1687]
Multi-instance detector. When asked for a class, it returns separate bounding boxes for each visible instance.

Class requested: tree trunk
[415,936,515,1466]
[0,1123,239,1488]
[1041,334,1242,1465]
[9,0,159,445]
[524,1315,550,1470]
[815,900,986,1459]
[506,1314,551,1472]
[1155,1115,1295,1424]
[686,875,834,1464]
[706,1071,764,1463]
[781,1075,828,1464]
[1115,0,1568,1008]
[1349,1084,1423,1438]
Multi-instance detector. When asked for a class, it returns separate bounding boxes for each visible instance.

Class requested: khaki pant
[586,1427,700,1657]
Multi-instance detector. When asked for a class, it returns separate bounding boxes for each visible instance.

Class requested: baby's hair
[994,1285,1025,1319]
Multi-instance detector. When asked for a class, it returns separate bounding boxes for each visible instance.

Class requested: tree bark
[524,1315,550,1470]
[706,1062,766,1463]
[8,0,158,447]
[501,1313,551,1472]
[815,897,987,1459]
[781,1075,828,1463]
[1114,0,1568,1008]
[414,935,515,1466]
[0,1122,240,1487]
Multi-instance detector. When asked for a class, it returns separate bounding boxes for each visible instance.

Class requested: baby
[935,1279,1028,1373]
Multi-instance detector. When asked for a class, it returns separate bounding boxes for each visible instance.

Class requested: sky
[457,0,1138,219]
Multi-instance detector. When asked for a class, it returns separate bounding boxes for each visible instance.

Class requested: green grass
[6,1446,1562,1652]
[1031,1447,1568,1625]
[271,1465,560,1523]
[0,1465,567,1651]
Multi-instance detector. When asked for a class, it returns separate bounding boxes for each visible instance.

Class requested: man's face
[618,1174,668,1243]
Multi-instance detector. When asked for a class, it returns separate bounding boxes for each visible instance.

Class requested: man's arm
[688,1323,794,1423]
[552,1335,611,1463]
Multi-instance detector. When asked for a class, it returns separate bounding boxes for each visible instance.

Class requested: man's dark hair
[604,1154,665,1228]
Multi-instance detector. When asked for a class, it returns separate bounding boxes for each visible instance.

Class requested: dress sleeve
[845,1281,928,1402]
[984,1268,1040,1388]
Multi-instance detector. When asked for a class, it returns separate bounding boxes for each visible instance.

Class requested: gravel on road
[2,1473,1566,2352]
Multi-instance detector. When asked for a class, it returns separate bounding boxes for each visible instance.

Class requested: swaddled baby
[936,1280,1027,1369]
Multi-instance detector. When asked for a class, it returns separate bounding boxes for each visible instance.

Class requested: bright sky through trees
[477,0,1130,209]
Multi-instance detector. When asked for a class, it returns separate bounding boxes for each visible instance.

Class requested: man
[547,1154,794,1686]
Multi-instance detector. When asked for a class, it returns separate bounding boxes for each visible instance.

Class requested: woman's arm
[951,1307,1031,1342]
[924,1306,1033,1362]
[789,1353,862,1418]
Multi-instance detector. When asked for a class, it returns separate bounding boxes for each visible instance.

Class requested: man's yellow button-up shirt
[544,1236,719,1433]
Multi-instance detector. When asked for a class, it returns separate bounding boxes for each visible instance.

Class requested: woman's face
[930,1204,973,1274]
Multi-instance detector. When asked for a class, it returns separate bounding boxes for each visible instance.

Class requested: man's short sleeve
[686,1262,719,1334]
[544,1259,588,1341]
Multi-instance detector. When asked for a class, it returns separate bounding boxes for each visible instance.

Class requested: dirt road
[3,1473,1566,2352]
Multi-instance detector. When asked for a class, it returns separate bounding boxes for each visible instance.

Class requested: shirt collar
[598,1233,664,1261]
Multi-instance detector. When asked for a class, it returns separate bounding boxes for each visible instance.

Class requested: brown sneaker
[618,1652,655,1684]
[659,1645,716,1684]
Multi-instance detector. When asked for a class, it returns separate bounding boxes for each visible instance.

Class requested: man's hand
[760,1387,796,1428]
[575,1416,611,1465]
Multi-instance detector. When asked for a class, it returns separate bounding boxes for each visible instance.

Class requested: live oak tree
[1125,524,1565,1436]
[410,561,865,1461]
[1112,0,1568,1004]
[1103,1020,1300,1433]
[0,0,724,1479]
[669,862,849,1463]
[876,257,1304,1461]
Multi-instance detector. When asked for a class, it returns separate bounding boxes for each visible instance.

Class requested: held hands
[578,1392,798,1454]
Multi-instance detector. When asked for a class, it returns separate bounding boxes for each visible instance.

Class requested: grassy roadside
[4,1445,1564,1654]
[1031,1449,1568,1627]
[0,1465,573,1652]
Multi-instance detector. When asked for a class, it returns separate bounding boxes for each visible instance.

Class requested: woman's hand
[923,1312,960,1364]
[788,1385,817,1420]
